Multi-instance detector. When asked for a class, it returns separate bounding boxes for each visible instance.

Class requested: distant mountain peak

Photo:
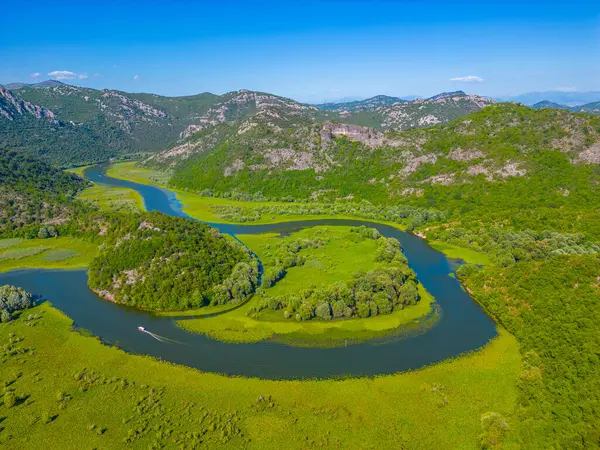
[531,100,570,110]
[426,91,467,101]
[4,79,67,90]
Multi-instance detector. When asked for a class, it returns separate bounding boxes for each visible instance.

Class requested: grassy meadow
[78,184,144,212]
[0,303,519,449]
[0,237,98,272]
[428,241,492,266]
[179,227,436,345]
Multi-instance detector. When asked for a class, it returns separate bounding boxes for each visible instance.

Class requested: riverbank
[0,237,98,272]
[104,162,494,266]
[0,301,519,448]
[179,284,436,346]
[176,226,437,345]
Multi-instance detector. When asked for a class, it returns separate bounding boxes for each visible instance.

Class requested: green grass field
[178,227,436,345]
[78,184,144,212]
[106,162,172,186]
[429,241,492,266]
[65,165,91,177]
[0,303,520,449]
[0,237,98,272]
[105,162,411,227]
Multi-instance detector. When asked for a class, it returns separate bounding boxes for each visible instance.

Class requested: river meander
[0,165,497,379]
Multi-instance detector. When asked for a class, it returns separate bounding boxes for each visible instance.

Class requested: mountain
[3,80,66,90]
[529,100,600,114]
[315,95,407,112]
[3,82,29,90]
[572,101,600,114]
[0,83,225,166]
[502,91,600,107]
[0,86,147,166]
[1,82,496,167]
[531,100,571,110]
[335,91,494,130]
[155,103,600,206]
[146,90,494,169]
[0,86,56,121]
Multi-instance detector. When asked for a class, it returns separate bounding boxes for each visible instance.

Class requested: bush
[4,391,16,408]
[314,302,332,320]
[479,412,509,449]
[1,309,12,323]
[38,225,58,239]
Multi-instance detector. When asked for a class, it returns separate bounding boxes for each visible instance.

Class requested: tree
[315,302,332,320]
[1,309,12,323]
[38,224,58,239]
[479,412,509,449]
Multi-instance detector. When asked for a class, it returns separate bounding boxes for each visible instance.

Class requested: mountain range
[160,101,600,204]
[531,100,600,113]
[501,91,600,107]
[0,81,496,167]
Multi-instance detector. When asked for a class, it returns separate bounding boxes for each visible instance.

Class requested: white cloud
[553,86,577,92]
[133,74,140,80]
[48,70,77,80]
[93,73,102,78]
[31,72,41,78]
[450,75,484,83]
[78,73,88,80]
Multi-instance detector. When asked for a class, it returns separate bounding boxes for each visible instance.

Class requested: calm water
[0,165,497,379]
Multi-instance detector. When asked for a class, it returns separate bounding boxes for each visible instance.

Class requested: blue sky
[1,0,598,101]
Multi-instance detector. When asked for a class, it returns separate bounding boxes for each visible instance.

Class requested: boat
[137,326,146,332]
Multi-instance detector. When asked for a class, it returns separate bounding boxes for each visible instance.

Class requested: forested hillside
[0,150,90,235]
[88,212,258,310]
[459,256,600,448]
[1,82,496,167]
[166,104,600,204]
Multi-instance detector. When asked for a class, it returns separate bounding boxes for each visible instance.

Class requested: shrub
[1,309,12,323]
[479,412,509,449]
[4,391,16,408]
[38,225,58,239]
[314,302,332,320]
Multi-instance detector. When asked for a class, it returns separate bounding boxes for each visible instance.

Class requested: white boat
[137,326,146,332]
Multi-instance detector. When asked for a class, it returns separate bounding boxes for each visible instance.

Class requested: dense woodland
[0,151,258,311]
[0,149,90,236]
[459,256,600,448]
[87,212,258,310]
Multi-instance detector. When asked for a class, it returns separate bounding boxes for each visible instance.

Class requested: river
[0,165,497,379]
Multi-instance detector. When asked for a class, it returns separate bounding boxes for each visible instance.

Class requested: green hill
[0,149,90,236]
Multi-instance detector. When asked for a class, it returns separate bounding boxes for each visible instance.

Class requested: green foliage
[0,285,33,322]
[37,225,58,239]
[460,255,600,448]
[479,412,510,449]
[3,390,16,408]
[87,212,257,310]
[0,149,90,236]
[250,230,420,321]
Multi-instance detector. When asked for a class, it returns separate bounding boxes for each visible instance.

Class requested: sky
[1,0,598,102]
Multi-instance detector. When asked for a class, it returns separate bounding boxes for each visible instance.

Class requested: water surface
[0,165,497,379]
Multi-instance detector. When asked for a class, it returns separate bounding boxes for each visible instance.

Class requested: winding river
[0,165,497,379]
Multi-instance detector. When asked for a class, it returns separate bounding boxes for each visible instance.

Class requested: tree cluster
[88,212,257,310]
[0,285,33,323]
[250,232,419,321]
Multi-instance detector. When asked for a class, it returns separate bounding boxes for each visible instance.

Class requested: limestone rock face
[0,86,55,121]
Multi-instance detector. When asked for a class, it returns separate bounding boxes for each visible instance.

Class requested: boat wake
[137,326,186,344]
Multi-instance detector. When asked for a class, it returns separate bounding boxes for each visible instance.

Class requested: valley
[1,81,599,449]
